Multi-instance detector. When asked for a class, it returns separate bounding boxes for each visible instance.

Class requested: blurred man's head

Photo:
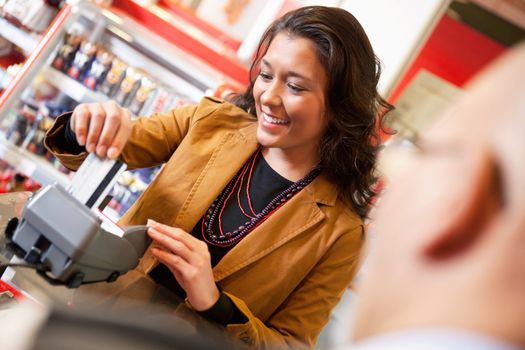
[353,44,525,347]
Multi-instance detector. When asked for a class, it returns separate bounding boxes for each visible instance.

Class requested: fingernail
[87,143,95,152]
[96,146,107,157]
[107,147,118,159]
[78,136,85,146]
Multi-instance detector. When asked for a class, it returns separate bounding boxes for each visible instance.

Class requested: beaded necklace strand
[201,149,321,247]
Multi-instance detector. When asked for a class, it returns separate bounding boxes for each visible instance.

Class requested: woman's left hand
[147,219,220,311]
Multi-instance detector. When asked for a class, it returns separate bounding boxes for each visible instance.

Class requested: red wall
[389,14,507,103]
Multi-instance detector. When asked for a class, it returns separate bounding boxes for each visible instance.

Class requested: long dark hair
[230,6,393,219]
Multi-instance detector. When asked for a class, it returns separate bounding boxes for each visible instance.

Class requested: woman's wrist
[187,284,221,311]
[190,289,248,326]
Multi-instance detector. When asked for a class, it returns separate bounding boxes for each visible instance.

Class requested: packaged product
[83,49,114,90]
[128,76,156,115]
[113,67,142,107]
[67,40,97,81]
[98,58,127,97]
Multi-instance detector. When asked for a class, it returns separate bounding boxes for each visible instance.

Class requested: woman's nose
[260,82,282,107]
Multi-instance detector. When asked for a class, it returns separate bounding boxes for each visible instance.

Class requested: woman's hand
[70,100,132,159]
[147,219,220,311]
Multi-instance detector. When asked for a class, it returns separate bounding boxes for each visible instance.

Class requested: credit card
[68,153,127,210]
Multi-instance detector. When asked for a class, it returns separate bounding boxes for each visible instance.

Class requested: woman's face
[253,33,329,156]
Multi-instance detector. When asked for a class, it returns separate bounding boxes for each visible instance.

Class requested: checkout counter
[0,156,246,350]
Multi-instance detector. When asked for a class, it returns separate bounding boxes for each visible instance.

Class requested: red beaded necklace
[201,149,321,247]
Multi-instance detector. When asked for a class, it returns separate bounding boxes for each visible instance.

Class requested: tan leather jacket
[44,97,364,349]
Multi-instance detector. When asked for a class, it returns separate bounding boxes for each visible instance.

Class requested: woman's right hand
[70,100,132,159]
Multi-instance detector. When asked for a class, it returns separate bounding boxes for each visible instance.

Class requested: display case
[0,1,247,218]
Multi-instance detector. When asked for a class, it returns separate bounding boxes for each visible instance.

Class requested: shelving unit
[0,69,12,90]
[0,1,249,221]
[0,136,70,188]
[41,66,108,103]
[0,17,40,55]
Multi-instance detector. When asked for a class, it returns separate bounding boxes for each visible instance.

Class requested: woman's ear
[422,150,500,259]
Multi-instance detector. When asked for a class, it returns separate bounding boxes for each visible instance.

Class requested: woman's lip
[262,113,290,125]
[261,112,289,122]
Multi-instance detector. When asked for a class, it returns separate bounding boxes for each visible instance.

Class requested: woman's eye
[259,72,272,81]
[288,83,304,93]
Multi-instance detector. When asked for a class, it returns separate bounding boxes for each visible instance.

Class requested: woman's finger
[85,103,106,153]
[147,220,200,251]
[96,102,122,157]
[107,108,131,159]
[148,227,193,263]
[71,103,90,146]
[151,247,192,278]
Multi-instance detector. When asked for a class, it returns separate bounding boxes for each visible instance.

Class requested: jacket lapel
[213,173,337,282]
[172,123,259,232]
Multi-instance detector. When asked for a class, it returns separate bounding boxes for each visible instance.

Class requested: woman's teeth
[263,113,290,125]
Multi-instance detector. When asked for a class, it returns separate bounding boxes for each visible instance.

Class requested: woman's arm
[44,100,209,170]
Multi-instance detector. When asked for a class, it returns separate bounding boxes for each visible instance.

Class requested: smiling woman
[44,5,391,350]
[232,6,393,217]
[253,33,329,181]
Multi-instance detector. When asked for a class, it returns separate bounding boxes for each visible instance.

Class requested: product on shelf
[113,67,142,107]
[107,166,160,216]
[44,92,77,117]
[140,85,173,115]
[98,57,127,97]
[49,31,192,117]
[67,40,97,81]
[128,75,156,115]
[5,103,36,146]
[2,0,62,33]
[51,31,82,72]
[3,90,75,169]
[82,49,114,90]
[0,160,41,193]
[20,107,44,149]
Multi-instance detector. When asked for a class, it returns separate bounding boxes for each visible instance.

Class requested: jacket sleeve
[224,225,365,350]
[43,98,223,171]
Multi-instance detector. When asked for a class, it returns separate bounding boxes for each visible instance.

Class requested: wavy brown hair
[230,6,393,219]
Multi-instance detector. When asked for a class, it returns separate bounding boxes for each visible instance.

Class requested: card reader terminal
[4,154,151,288]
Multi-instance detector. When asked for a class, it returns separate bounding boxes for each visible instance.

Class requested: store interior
[0,0,524,349]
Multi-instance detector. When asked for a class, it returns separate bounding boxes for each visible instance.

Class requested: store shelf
[0,136,70,188]
[111,0,249,88]
[0,70,12,90]
[0,17,40,55]
[41,66,109,103]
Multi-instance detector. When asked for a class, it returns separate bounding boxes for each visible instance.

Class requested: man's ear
[422,151,501,259]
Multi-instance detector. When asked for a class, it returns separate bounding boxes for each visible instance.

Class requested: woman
[44,6,391,349]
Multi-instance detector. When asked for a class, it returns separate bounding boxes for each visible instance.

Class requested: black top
[60,121,293,326]
[200,151,293,266]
